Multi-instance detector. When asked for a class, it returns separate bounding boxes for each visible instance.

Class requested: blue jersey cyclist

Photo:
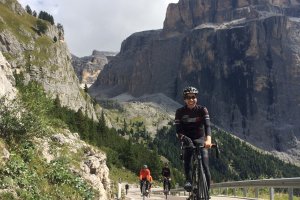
[175,86,212,192]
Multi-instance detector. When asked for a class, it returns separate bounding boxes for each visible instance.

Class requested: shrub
[36,19,48,34]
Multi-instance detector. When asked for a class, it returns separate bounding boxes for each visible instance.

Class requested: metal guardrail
[154,177,300,200]
[211,177,300,200]
[211,177,300,188]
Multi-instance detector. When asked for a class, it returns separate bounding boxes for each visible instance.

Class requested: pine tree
[36,19,48,34]
[38,11,54,25]
[32,11,37,17]
[123,118,128,134]
[25,5,32,15]
[84,84,88,93]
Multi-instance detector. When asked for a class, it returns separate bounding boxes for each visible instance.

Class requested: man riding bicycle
[139,164,151,194]
[161,162,171,193]
[175,86,212,193]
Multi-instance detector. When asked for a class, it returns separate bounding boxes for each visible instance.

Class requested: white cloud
[18,0,179,57]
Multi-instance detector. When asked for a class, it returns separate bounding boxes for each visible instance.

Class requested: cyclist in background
[161,162,171,192]
[175,86,212,193]
[139,165,151,193]
[125,183,129,195]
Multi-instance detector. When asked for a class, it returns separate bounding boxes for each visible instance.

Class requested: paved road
[124,186,255,200]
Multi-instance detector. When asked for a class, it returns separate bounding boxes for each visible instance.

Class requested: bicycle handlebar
[180,142,220,159]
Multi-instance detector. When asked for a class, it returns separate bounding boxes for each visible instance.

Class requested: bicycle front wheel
[198,159,209,200]
[164,181,169,199]
[141,181,147,200]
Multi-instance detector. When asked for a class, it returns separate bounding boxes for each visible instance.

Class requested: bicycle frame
[182,142,219,200]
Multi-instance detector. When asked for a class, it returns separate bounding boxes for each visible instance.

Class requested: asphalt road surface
[124,186,254,200]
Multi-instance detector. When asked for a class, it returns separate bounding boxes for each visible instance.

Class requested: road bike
[163,177,171,199]
[181,141,219,200]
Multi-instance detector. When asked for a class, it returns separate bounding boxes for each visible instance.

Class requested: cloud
[18,0,178,57]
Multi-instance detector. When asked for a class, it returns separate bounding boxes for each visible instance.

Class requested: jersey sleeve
[202,107,211,137]
[175,109,183,136]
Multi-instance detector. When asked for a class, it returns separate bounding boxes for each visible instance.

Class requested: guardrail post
[233,188,236,197]
[243,187,247,197]
[255,187,259,199]
[288,188,293,200]
[270,187,274,200]
[117,182,122,199]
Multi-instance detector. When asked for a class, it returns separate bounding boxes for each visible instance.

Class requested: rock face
[0,51,16,100]
[72,50,117,88]
[90,30,184,99]
[0,1,112,198]
[35,130,111,200]
[163,0,300,34]
[90,0,300,164]
[0,0,97,119]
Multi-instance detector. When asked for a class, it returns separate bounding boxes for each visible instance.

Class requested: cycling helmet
[183,86,198,96]
[143,165,148,169]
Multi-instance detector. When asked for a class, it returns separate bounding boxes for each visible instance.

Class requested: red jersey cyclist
[139,165,151,193]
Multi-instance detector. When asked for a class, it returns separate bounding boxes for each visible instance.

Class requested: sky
[18,0,179,57]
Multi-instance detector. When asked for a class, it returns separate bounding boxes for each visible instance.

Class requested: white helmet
[183,86,198,96]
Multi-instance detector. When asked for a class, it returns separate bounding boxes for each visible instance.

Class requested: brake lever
[211,143,220,159]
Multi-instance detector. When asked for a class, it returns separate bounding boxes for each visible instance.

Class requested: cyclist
[161,162,171,193]
[175,86,212,193]
[125,183,129,195]
[139,164,151,193]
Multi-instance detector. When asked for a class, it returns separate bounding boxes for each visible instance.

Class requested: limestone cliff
[163,0,300,34]
[90,0,300,164]
[0,51,16,100]
[34,130,111,199]
[0,0,97,119]
[72,50,117,88]
[0,1,111,199]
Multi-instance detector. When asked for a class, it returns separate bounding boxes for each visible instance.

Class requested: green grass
[0,2,56,70]
[109,165,138,184]
[0,192,16,200]
[0,81,98,199]
[30,36,54,66]
[0,3,37,44]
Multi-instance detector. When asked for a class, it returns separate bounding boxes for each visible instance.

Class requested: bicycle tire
[164,179,169,199]
[190,147,210,200]
[198,158,209,200]
[141,181,147,200]
[191,153,198,200]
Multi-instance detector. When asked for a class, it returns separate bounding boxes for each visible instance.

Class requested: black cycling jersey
[161,167,171,177]
[175,105,211,140]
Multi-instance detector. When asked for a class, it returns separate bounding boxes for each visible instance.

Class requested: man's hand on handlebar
[204,135,212,148]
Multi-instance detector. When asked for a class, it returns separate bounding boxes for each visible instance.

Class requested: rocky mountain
[0,0,97,119]
[72,50,117,88]
[90,0,300,165]
[0,0,111,198]
[0,52,16,101]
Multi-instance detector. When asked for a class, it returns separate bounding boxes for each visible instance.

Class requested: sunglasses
[184,96,197,100]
